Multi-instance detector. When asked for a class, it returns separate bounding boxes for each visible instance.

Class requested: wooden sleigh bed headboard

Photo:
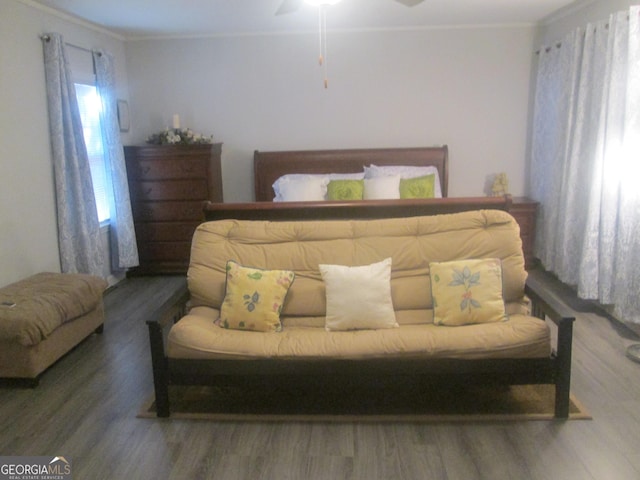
[253,146,449,202]
[202,145,513,222]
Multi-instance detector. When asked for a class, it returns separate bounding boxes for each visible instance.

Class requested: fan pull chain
[318,5,324,66]
[319,5,329,88]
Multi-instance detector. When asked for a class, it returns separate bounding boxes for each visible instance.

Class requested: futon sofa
[147,210,575,417]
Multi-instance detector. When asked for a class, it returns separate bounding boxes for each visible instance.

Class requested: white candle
[172,114,180,129]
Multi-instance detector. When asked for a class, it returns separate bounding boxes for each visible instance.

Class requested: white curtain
[93,51,139,271]
[42,33,104,276]
[530,7,640,324]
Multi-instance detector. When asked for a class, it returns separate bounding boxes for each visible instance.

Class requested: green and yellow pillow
[430,258,507,326]
[219,261,295,332]
[326,179,364,200]
[399,174,436,199]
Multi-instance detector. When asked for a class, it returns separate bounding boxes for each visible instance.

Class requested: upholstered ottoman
[0,272,107,385]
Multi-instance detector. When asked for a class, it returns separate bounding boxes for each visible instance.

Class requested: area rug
[137,381,590,422]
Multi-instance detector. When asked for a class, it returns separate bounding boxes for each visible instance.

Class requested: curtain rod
[40,34,101,56]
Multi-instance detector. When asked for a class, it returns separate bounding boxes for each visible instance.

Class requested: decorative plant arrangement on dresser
[124,127,222,275]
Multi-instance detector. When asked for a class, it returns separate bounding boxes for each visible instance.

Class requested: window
[75,83,110,223]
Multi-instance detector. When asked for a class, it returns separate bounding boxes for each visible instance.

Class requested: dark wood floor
[1,272,639,480]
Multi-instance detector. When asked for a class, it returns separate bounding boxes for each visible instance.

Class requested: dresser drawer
[132,201,205,222]
[138,242,192,262]
[132,180,208,201]
[134,222,199,243]
[127,158,208,180]
[510,211,533,232]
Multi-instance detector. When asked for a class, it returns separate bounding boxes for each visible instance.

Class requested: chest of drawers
[124,143,223,274]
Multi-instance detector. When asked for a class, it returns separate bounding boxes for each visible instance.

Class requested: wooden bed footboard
[202,195,513,222]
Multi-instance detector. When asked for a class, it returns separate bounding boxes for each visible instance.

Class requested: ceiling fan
[276,0,425,16]
[277,0,425,88]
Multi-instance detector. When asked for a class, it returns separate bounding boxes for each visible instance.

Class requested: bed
[203,146,513,222]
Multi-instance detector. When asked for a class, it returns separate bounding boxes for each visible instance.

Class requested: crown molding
[539,0,600,27]
[17,0,126,41]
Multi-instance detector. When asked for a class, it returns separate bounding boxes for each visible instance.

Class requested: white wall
[0,1,557,287]
[126,26,536,201]
[0,0,130,287]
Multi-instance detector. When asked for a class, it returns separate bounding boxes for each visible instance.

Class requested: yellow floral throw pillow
[219,261,295,332]
[429,258,507,326]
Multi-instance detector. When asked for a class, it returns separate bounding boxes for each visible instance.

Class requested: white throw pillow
[319,258,398,331]
[275,176,327,201]
[363,175,401,200]
[364,165,443,198]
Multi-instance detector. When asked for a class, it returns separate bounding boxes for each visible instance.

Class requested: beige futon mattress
[167,307,551,361]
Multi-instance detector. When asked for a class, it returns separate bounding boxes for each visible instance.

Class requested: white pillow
[275,176,327,201]
[273,173,364,201]
[319,258,398,331]
[363,175,401,200]
[364,165,443,198]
